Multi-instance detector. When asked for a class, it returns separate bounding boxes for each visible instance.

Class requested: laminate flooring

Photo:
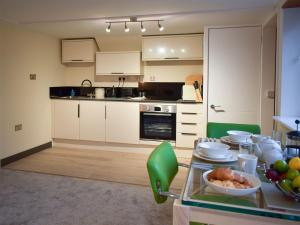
[4,147,191,190]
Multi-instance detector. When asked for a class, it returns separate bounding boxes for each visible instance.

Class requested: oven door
[140,112,176,141]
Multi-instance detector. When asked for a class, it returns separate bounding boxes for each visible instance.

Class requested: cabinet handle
[164,57,179,59]
[182,112,197,115]
[78,104,80,118]
[71,59,84,61]
[181,133,197,136]
[111,72,124,74]
[181,123,197,125]
[105,105,106,120]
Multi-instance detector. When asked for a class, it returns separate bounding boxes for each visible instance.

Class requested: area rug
[0,169,174,225]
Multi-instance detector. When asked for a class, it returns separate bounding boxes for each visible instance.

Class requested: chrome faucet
[81,79,92,87]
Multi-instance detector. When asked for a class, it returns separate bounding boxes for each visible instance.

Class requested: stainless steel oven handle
[143,113,172,117]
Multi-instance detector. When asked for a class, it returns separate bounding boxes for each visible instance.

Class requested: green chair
[147,141,188,204]
[147,142,204,225]
[207,122,261,139]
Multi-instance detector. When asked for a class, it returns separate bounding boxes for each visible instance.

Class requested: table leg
[173,199,190,225]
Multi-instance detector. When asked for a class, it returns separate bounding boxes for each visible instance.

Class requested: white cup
[238,154,258,175]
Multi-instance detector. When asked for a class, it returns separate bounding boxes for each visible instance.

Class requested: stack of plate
[194,142,237,162]
[221,130,253,146]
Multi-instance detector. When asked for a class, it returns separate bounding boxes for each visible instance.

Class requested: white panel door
[79,101,106,142]
[53,100,80,139]
[106,101,139,144]
[207,26,261,124]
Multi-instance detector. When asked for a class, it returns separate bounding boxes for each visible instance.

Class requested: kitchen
[1,0,300,225]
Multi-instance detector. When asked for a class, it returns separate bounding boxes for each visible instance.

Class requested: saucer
[193,150,238,162]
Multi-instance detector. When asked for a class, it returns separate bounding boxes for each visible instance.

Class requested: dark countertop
[50,96,203,104]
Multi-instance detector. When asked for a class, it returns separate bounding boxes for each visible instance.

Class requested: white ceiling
[0,0,281,38]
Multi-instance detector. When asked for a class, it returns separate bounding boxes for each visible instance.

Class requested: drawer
[176,133,199,148]
[177,122,201,133]
[177,104,203,114]
[177,113,202,123]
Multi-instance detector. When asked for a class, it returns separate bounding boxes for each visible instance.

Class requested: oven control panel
[139,104,176,113]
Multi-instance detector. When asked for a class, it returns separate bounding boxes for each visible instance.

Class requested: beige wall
[0,21,65,160]
[63,35,203,87]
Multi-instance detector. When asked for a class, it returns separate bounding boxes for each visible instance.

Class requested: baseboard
[1,142,52,167]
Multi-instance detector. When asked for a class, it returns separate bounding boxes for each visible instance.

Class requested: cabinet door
[106,102,139,144]
[142,34,203,61]
[96,52,141,75]
[62,39,96,63]
[79,101,106,142]
[207,26,261,124]
[52,100,79,139]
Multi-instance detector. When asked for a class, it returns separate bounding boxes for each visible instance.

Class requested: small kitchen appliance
[285,120,300,160]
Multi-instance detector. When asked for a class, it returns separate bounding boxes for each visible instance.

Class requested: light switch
[266,90,275,99]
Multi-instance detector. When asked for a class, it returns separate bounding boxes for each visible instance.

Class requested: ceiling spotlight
[124,22,130,32]
[158,21,164,31]
[106,23,111,33]
[141,22,146,32]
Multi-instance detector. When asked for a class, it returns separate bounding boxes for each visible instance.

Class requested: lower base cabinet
[52,100,139,144]
[105,102,139,144]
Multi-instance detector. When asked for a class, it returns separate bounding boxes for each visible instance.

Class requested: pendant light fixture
[124,22,130,32]
[106,22,111,32]
[105,17,164,33]
[158,21,164,31]
[140,21,146,33]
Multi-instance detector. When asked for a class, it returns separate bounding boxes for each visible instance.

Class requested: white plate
[197,142,230,158]
[203,170,261,196]
[221,136,253,145]
[193,150,238,162]
[197,149,230,159]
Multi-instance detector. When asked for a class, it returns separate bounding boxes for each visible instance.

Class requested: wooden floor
[4,147,191,190]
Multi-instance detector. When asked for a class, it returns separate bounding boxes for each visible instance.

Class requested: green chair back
[147,142,179,204]
[207,122,261,138]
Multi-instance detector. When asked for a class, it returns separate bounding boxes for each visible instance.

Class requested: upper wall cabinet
[62,39,97,63]
[96,51,141,75]
[142,34,203,61]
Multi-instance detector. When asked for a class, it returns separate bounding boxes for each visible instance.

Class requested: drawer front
[176,133,199,148]
[177,104,203,114]
[177,113,202,123]
[177,122,201,133]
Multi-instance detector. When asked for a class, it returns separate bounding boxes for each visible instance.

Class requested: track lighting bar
[105,19,164,33]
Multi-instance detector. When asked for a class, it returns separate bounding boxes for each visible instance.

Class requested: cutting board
[185,74,203,86]
[185,74,203,102]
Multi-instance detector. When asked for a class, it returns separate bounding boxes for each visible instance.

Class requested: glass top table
[180,149,300,222]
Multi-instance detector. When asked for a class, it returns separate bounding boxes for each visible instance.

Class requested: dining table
[173,139,300,225]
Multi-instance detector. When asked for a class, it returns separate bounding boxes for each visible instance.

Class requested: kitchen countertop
[50,96,203,104]
[273,116,300,130]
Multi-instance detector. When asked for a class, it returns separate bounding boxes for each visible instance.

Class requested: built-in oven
[140,104,176,141]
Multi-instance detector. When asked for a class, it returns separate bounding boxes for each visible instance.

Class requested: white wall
[0,21,65,160]
[279,8,300,117]
[63,35,203,87]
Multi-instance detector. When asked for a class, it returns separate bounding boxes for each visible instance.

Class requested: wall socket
[30,74,36,80]
[15,124,22,131]
[150,75,155,81]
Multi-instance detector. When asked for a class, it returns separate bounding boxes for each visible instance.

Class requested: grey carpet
[0,168,173,225]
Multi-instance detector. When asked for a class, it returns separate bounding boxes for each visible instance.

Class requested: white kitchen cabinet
[105,101,139,144]
[52,100,80,139]
[96,51,141,75]
[79,101,106,142]
[142,34,203,61]
[176,103,205,148]
[62,39,97,63]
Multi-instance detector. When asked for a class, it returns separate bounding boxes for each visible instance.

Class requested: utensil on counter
[193,81,203,102]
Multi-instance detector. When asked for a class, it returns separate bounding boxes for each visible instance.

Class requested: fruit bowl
[265,158,300,202]
[272,180,300,202]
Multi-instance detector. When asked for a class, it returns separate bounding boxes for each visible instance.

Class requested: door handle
[210,104,225,112]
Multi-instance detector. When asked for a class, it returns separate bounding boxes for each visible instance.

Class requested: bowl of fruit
[265,157,300,201]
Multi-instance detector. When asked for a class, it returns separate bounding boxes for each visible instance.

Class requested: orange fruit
[288,157,300,170]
